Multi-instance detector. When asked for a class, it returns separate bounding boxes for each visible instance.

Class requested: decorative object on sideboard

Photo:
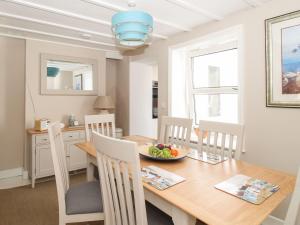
[34,118,50,131]
[111,0,153,47]
[266,10,300,107]
[68,114,79,127]
[94,96,115,114]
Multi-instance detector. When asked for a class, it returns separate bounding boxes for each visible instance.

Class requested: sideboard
[27,126,87,188]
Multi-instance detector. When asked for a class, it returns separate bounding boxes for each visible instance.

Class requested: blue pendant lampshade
[112,10,153,47]
[47,67,60,77]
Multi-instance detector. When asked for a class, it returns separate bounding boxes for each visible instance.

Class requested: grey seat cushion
[146,202,174,225]
[65,181,103,215]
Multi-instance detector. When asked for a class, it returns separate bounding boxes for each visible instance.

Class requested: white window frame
[186,41,241,125]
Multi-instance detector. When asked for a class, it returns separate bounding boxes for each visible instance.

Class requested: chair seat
[146,202,174,225]
[65,181,103,215]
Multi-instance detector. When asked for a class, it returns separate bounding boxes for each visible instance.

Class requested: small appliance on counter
[34,118,50,131]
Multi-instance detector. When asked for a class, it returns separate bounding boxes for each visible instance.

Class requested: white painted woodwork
[284,167,300,225]
[164,0,223,20]
[0,24,118,47]
[197,120,244,160]
[85,136,198,225]
[83,0,191,31]
[84,114,116,142]
[262,167,300,225]
[0,0,272,50]
[67,142,88,171]
[36,145,54,177]
[93,132,148,225]
[159,116,193,147]
[29,129,87,188]
[48,122,104,225]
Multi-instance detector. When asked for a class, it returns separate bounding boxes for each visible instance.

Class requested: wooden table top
[75,135,296,225]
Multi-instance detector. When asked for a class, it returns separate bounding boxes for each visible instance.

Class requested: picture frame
[266,11,300,107]
[74,74,83,90]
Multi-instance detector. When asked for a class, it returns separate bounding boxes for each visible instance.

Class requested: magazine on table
[141,165,185,190]
[215,174,280,204]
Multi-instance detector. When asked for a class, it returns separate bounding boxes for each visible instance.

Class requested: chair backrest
[197,120,244,160]
[93,132,147,225]
[285,167,300,225]
[159,116,193,147]
[48,122,69,214]
[84,114,116,141]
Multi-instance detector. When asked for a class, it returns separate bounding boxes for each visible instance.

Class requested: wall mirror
[41,54,98,95]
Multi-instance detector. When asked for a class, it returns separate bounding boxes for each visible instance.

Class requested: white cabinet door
[68,142,87,171]
[36,146,54,177]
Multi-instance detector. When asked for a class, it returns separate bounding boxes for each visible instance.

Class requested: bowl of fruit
[139,143,188,161]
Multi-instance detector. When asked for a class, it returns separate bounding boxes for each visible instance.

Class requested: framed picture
[266,11,300,107]
[74,74,83,90]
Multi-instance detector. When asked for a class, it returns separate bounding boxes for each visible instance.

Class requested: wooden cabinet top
[27,126,85,135]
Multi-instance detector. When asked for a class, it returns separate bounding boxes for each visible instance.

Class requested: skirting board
[0,167,23,179]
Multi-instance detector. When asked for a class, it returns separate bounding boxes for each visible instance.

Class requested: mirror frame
[41,53,98,95]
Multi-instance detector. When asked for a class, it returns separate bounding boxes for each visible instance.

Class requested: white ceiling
[0,0,272,53]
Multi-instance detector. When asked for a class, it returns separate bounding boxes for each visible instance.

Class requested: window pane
[193,94,238,124]
[192,49,238,88]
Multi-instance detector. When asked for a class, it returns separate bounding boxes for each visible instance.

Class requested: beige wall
[0,37,115,172]
[116,57,130,135]
[0,37,25,171]
[127,0,300,219]
[106,59,117,104]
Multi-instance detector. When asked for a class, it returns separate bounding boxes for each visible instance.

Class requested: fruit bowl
[139,143,188,161]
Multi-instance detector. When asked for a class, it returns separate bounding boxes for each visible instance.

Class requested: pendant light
[111,0,153,47]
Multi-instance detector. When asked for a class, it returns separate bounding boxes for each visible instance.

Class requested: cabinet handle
[43,139,48,141]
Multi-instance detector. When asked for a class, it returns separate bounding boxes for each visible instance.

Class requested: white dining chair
[84,114,116,141]
[196,120,244,160]
[48,122,104,225]
[159,116,193,147]
[263,167,300,225]
[93,132,174,225]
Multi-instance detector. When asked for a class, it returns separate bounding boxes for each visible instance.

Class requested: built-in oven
[152,81,158,119]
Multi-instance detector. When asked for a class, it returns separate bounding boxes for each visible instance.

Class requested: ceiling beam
[0,12,115,39]
[4,0,168,39]
[83,0,191,32]
[0,31,123,57]
[0,24,127,48]
[242,0,263,7]
[164,0,223,21]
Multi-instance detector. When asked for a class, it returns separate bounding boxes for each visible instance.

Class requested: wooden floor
[0,173,103,225]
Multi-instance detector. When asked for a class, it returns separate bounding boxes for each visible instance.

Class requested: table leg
[171,207,196,225]
[87,155,95,181]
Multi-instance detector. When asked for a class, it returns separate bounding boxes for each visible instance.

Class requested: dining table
[75,135,296,225]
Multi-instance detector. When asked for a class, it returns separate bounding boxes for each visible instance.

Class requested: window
[188,47,239,125]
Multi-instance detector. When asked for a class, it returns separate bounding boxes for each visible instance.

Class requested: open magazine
[215,174,280,204]
[141,166,185,190]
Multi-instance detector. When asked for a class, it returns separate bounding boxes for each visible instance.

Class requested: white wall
[127,0,300,219]
[129,62,158,139]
